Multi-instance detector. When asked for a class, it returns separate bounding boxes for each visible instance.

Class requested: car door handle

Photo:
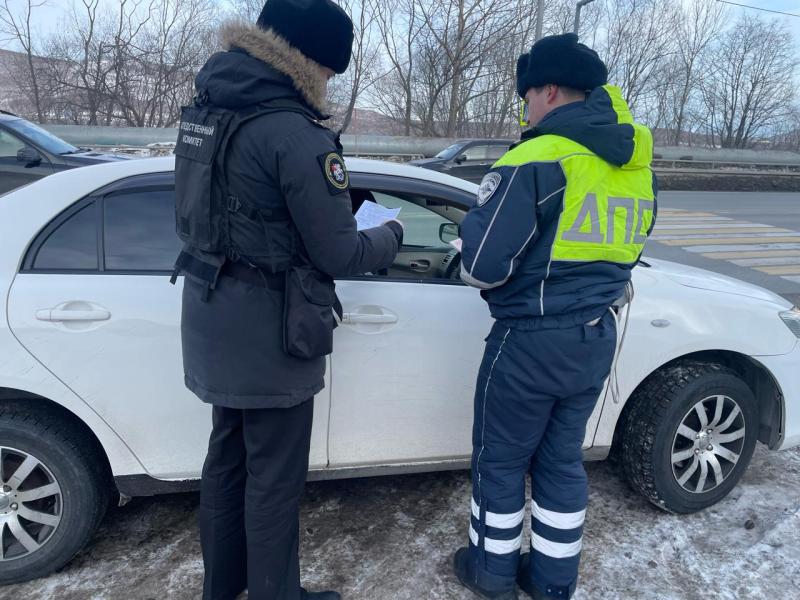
[341,313,398,325]
[36,307,111,322]
[409,260,430,273]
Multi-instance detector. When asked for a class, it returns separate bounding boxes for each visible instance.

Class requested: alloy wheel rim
[671,395,746,494]
[0,446,63,561]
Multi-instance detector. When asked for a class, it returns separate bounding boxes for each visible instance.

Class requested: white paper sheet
[449,238,463,253]
[355,200,401,231]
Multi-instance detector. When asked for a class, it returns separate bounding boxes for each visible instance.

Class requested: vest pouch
[174,105,236,252]
[283,265,340,360]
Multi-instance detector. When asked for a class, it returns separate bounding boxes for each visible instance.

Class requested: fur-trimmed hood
[194,21,329,117]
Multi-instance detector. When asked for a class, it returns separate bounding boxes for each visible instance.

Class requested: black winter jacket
[179,22,401,409]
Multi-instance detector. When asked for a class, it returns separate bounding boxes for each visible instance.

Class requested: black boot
[300,588,341,600]
[453,547,519,600]
[516,554,573,600]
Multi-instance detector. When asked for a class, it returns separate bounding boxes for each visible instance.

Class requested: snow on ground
[1,445,798,600]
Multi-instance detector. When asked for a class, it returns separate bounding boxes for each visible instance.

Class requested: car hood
[62,151,131,165]
[647,258,792,307]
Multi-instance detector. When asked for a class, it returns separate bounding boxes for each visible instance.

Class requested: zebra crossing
[651,209,800,285]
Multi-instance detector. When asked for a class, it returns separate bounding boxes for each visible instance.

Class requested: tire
[620,361,758,514]
[0,406,109,584]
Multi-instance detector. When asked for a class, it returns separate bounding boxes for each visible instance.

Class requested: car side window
[462,145,489,161]
[373,192,453,249]
[351,188,464,283]
[33,203,99,270]
[103,188,182,272]
[0,129,25,159]
[487,145,508,161]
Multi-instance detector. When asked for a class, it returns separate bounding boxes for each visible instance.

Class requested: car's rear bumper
[757,342,800,451]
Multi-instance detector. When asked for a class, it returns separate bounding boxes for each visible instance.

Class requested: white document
[449,238,463,253]
[355,200,401,231]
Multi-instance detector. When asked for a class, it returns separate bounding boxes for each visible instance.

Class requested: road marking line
[783,276,800,284]
[654,224,782,231]
[730,257,800,267]
[701,250,800,260]
[662,236,800,246]
[653,228,787,237]
[656,217,733,222]
[686,243,800,253]
[755,265,800,275]
[654,232,798,241]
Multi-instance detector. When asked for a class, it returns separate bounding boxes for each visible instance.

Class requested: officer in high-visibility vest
[453,34,657,599]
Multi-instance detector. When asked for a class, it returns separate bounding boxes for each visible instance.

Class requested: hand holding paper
[355,200,401,231]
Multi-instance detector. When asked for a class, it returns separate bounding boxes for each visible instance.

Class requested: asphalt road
[644,191,800,307]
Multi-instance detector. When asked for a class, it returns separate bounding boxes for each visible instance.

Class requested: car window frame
[343,172,475,287]
[0,124,30,161]
[22,171,178,275]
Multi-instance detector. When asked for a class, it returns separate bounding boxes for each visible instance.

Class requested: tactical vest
[173,96,298,272]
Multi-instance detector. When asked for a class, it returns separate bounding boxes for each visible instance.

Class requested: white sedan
[0,157,798,584]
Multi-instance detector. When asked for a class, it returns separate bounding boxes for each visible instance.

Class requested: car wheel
[620,361,758,514]
[0,406,109,584]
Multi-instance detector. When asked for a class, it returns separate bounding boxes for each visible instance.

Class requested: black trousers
[200,400,314,600]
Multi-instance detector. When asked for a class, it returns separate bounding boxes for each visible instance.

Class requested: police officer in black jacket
[172,1,403,598]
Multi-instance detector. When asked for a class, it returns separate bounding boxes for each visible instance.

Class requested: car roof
[455,139,514,145]
[17,155,479,196]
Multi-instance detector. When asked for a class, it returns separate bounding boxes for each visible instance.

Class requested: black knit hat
[516,33,607,98]
[257,0,354,74]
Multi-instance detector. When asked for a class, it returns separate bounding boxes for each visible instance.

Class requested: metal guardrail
[50,124,800,170]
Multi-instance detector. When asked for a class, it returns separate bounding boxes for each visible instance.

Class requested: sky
[2,0,800,53]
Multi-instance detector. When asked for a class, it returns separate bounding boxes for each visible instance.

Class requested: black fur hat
[516,33,607,97]
[257,0,354,74]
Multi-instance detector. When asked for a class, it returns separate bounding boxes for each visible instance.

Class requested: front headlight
[780,307,800,338]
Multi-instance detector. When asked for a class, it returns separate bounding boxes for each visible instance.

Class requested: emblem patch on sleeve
[318,152,350,194]
[477,172,502,206]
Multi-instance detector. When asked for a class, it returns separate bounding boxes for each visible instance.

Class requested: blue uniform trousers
[466,311,617,598]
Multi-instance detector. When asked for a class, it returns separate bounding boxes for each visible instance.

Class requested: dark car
[408,138,514,183]
[0,112,128,195]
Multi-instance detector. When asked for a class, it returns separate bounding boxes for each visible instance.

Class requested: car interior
[349,187,467,281]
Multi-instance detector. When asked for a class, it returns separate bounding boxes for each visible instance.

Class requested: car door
[328,174,493,468]
[448,144,493,183]
[0,127,52,194]
[6,173,330,479]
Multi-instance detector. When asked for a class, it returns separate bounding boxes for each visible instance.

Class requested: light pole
[535,0,545,40]
[574,0,597,34]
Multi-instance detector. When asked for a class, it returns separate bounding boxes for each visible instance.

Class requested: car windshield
[4,118,79,155]
[435,143,466,160]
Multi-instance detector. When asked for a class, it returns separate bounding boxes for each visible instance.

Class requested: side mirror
[17,146,42,168]
[454,154,468,165]
[439,222,460,244]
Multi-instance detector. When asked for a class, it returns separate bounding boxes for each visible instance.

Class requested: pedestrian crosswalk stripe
[756,265,800,276]
[656,223,776,230]
[650,209,800,289]
[654,232,797,241]
[656,217,733,223]
[730,256,800,267]
[662,236,800,246]
[701,250,800,260]
[686,243,800,253]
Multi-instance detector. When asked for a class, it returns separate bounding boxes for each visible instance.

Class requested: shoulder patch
[318,151,349,194]
[477,172,502,206]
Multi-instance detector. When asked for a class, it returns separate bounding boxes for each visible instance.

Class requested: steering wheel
[442,248,462,281]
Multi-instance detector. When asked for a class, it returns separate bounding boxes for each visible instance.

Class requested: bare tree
[668,0,725,145]
[370,0,420,135]
[0,0,48,121]
[328,0,382,133]
[600,0,679,114]
[701,14,796,149]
